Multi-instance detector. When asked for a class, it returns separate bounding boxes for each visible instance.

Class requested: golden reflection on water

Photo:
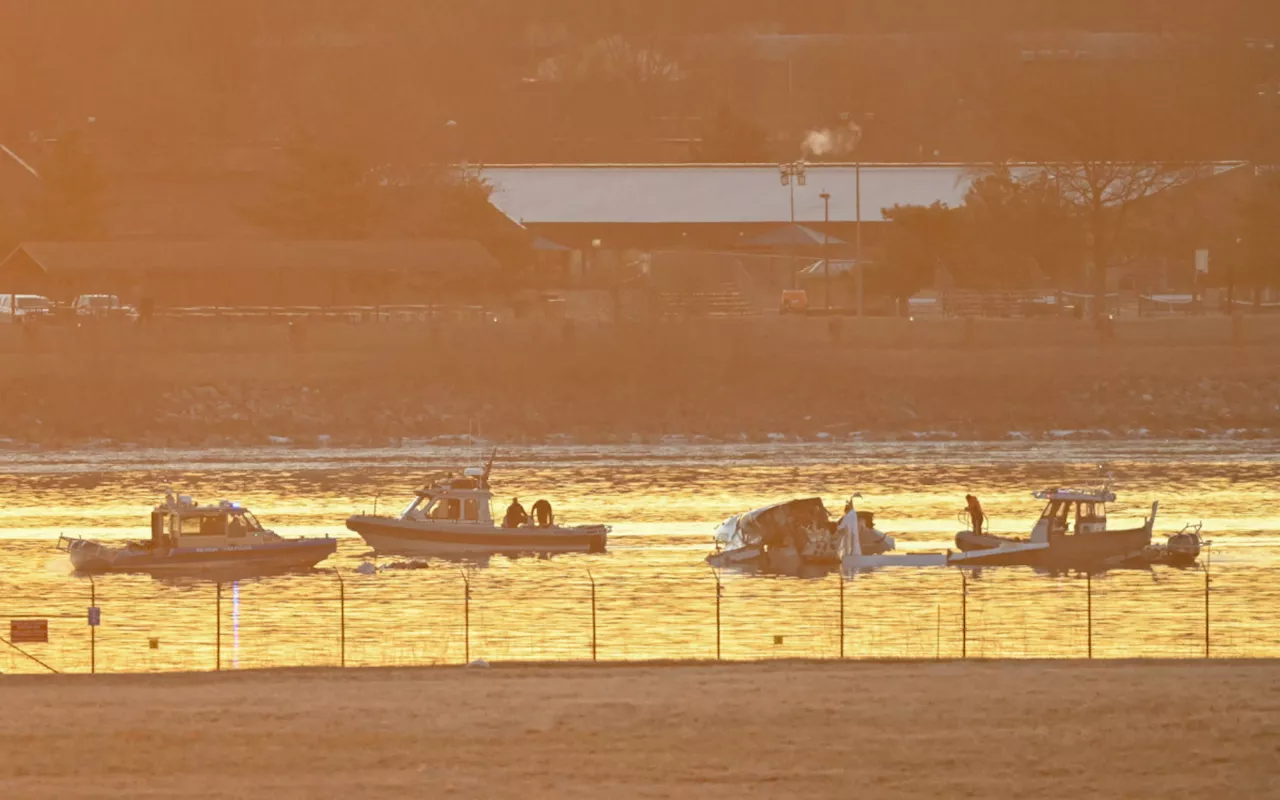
[3,442,1280,673]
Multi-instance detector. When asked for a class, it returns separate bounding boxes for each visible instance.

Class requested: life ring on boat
[531,499,554,528]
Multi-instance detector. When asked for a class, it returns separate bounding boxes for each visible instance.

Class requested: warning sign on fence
[10,619,49,644]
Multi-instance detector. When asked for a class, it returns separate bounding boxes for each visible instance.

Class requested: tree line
[3,2,1278,166]
[880,165,1280,311]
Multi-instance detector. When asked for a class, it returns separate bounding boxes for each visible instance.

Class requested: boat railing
[55,533,105,554]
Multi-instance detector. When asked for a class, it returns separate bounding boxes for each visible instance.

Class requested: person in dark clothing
[504,498,528,528]
[965,494,985,534]
[531,499,554,529]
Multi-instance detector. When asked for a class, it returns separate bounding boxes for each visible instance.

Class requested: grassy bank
[2,317,1278,445]
[1,660,1276,798]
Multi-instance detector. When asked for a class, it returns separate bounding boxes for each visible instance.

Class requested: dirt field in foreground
[1,661,1277,799]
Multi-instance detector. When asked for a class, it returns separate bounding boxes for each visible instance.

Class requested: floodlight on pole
[778,160,808,289]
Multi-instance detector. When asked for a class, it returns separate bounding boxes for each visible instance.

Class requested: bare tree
[242,142,378,239]
[1039,161,1203,319]
[536,34,686,83]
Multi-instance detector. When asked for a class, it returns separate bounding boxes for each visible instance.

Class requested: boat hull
[948,526,1153,570]
[955,530,1028,552]
[347,515,608,556]
[67,538,337,575]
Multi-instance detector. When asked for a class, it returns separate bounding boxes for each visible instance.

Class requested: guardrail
[155,304,496,322]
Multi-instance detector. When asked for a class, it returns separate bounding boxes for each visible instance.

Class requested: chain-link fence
[3,562,1277,675]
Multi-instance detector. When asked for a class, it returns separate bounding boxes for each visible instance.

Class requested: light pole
[779,161,807,289]
[1231,236,1242,313]
[820,191,831,311]
[855,161,863,317]
[779,160,808,225]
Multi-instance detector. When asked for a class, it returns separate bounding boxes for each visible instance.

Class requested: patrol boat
[57,492,337,575]
[947,484,1157,570]
[347,463,609,556]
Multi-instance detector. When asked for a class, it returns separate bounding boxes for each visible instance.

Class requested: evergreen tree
[243,142,378,239]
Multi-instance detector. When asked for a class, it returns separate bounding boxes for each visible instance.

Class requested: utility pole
[855,161,864,317]
[779,161,808,290]
[820,191,831,311]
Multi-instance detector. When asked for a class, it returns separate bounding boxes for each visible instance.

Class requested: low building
[482,162,980,254]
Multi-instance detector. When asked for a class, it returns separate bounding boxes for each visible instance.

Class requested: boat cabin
[400,468,496,526]
[150,493,277,549]
[1029,487,1117,542]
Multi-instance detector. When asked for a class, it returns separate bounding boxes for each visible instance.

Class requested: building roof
[482,162,1248,227]
[4,240,503,275]
[798,259,874,276]
[482,164,988,225]
[742,223,847,248]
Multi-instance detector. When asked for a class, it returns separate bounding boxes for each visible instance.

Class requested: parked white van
[0,294,54,322]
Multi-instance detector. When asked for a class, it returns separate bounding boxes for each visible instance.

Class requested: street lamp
[855,161,863,318]
[778,160,808,222]
[1231,236,1242,312]
[779,161,807,289]
[820,191,831,311]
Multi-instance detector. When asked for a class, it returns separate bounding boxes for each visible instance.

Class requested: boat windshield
[232,510,264,532]
[430,498,462,520]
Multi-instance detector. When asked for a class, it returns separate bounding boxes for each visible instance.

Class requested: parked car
[779,289,809,315]
[72,294,136,319]
[0,294,55,323]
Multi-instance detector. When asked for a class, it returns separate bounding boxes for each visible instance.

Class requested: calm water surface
[3,441,1279,673]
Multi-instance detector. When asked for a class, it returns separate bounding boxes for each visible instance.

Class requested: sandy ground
[0,661,1277,799]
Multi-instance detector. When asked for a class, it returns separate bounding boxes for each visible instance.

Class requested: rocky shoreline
[3,376,1278,449]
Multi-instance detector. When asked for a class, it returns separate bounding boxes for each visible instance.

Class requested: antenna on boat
[482,448,497,486]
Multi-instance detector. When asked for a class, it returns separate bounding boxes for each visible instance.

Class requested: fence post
[712,567,722,661]
[935,604,941,661]
[1204,545,1212,659]
[216,581,222,672]
[334,568,346,668]
[89,575,96,675]
[460,570,471,664]
[961,571,968,660]
[1086,572,1093,659]
[838,573,845,660]
[587,570,597,663]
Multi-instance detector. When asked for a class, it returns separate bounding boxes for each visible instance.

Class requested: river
[3,441,1279,673]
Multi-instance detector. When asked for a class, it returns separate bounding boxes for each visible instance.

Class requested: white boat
[946,485,1158,570]
[347,463,608,557]
[57,492,337,575]
[840,482,1160,573]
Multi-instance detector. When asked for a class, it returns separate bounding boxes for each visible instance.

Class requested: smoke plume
[803,120,863,158]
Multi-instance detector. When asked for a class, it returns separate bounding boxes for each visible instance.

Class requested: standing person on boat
[504,498,529,528]
[965,494,985,535]
[531,499,554,529]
